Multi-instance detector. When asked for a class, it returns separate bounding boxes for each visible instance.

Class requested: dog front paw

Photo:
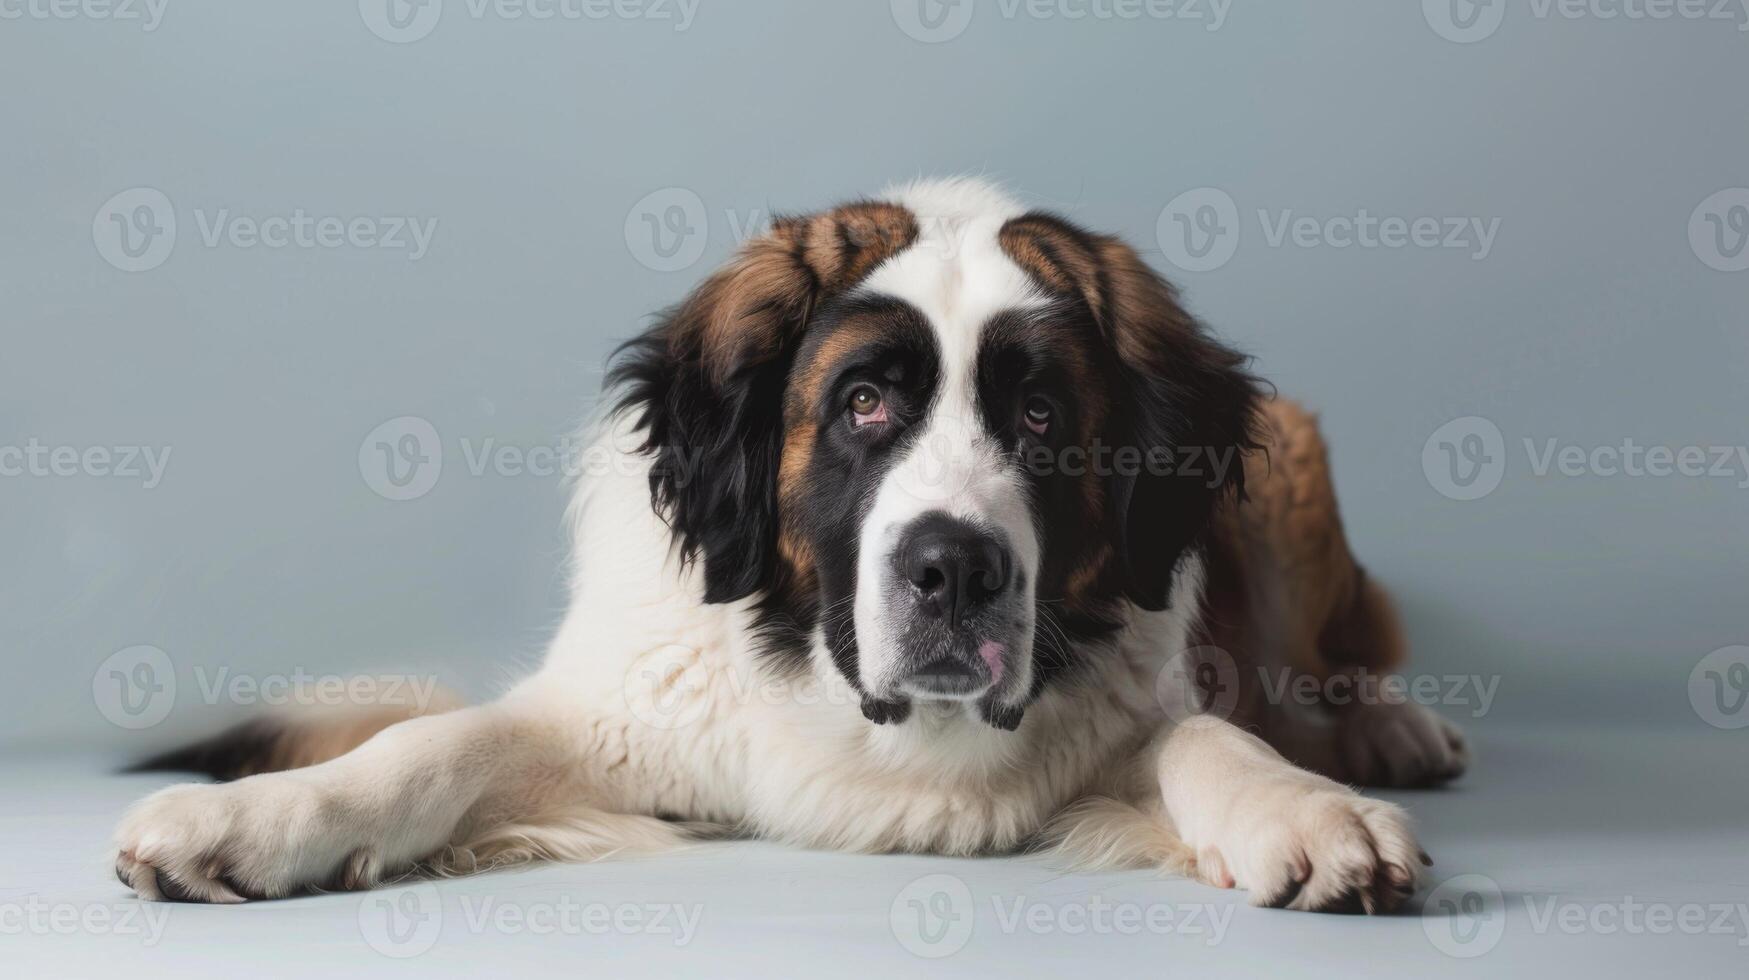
[1202,779,1428,914]
[113,778,373,902]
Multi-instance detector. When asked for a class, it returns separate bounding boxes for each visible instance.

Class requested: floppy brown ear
[1000,213,1263,611]
[610,202,918,603]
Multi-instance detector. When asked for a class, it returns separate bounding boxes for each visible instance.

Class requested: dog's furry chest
[543,430,1195,853]
[548,594,1186,855]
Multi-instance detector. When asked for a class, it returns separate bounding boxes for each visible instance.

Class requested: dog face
[612,180,1259,730]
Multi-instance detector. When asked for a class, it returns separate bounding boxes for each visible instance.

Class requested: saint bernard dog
[113,179,1467,915]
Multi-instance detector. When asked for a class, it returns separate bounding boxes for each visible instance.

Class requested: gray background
[3,0,1746,745]
[2,2,1748,976]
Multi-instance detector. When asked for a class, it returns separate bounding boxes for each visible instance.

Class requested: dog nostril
[912,566,947,596]
[967,568,1001,604]
[897,515,1012,627]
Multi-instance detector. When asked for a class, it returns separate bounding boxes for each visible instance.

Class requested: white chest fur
[523,422,1199,854]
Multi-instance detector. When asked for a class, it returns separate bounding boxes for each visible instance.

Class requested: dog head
[611,179,1260,730]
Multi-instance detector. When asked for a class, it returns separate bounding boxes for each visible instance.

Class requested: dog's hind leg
[112,691,692,903]
[1203,397,1468,788]
[125,686,467,782]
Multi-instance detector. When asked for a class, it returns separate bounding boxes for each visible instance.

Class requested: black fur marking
[791,298,941,685]
[607,313,797,607]
[610,292,943,689]
[979,700,1026,732]
[860,694,913,725]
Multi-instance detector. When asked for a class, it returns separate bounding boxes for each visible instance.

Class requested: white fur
[113,179,1429,913]
[851,180,1046,707]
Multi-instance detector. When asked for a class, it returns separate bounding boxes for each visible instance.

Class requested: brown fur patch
[676,202,919,388]
[998,213,1199,372]
[670,203,917,589]
[775,310,907,585]
[1000,218,1198,614]
[1203,397,1405,681]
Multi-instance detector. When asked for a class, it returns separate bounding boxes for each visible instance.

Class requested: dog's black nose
[897,513,1010,629]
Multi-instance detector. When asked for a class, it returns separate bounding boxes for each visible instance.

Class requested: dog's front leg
[113,700,577,902]
[1155,715,1429,914]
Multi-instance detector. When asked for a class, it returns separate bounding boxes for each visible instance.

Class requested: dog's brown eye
[1023,397,1052,435]
[848,385,885,423]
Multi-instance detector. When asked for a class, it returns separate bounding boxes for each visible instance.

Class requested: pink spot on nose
[978,641,1007,685]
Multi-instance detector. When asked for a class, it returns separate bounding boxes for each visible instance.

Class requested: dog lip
[900,655,991,699]
[914,657,980,679]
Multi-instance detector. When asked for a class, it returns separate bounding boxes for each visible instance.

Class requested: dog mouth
[860,634,1028,731]
[894,639,1010,701]
[901,655,987,699]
